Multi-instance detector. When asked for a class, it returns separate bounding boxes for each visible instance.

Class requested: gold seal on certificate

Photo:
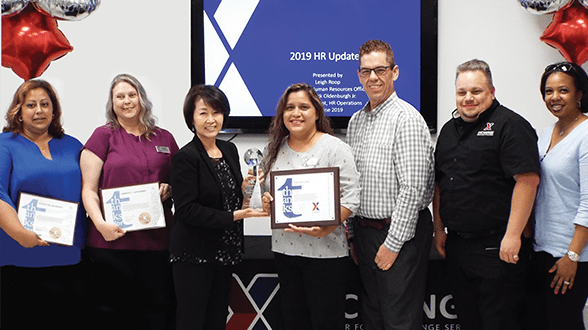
[270,167,341,229]
[17,192,79,246]
[138,212,151,225]
[100,182,165,231]
[49,227,62,239]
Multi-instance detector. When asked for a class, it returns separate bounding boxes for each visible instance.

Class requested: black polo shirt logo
[477,122,494,136]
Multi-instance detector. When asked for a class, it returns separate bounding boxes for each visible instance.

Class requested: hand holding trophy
[243,148,264,210]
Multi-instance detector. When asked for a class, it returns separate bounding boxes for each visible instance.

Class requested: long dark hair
[263,83,334,172]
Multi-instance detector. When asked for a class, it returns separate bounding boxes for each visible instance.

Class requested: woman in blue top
[0,80,86,329]
[534,62,588,329]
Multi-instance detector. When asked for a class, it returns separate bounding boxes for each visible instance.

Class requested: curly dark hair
[3,79,64,138]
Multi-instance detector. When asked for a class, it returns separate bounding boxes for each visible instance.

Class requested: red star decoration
[540,1,588,65]
[1,4,73,80]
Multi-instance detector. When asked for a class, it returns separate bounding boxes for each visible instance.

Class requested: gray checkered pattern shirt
[347,92,434,253]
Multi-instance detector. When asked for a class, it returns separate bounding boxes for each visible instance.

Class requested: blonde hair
[105,74,157,139]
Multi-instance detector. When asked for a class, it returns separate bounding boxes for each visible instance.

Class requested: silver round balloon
[2,0,30,16]
[579,0,588,9]
[33,0,100,21]
[518,0,572,14]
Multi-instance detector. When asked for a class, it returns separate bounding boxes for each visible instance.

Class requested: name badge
[304,158,319,166]
[155,146,170,153]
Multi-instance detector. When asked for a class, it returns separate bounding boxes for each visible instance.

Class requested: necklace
[559,115,580,136]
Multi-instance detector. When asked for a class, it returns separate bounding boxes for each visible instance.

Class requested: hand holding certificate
[101,182,165,232]
[17,192,79,246]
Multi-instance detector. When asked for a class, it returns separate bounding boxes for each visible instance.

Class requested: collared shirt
[435,100,540,232]
[347,92,434,253]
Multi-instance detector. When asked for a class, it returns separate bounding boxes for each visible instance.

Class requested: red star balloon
[1,3,73,80]
[540,1,588,65]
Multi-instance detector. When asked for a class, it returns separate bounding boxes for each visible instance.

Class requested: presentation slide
[203,0,421,118]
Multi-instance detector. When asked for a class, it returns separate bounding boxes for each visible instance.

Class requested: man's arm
[433,183,447,258]
[500,172,540,264]
[377,116,434,270]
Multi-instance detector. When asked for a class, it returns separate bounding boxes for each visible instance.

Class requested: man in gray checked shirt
[346,39,435,330]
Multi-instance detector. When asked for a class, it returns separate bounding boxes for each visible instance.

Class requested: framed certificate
[101,182,165,232]
[17,192,79,246]
[270,167,341,229]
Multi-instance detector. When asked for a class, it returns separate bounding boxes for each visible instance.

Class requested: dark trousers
[444,231,531,330]
[172,260,233,330]
[273,252,348,330]
[531,251,588,330]
[85,247,175,330]
[354,209,433,330]
[1,262,88,330]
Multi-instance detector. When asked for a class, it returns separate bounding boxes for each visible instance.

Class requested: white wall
[437,0,577,134]
[0,0,192,145]
[1,0,584,235]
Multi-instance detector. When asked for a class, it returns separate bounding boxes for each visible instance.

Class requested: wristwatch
[566,250,580,262]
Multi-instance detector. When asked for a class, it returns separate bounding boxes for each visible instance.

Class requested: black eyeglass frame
[358,65,395,78]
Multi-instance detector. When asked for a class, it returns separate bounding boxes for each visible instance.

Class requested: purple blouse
[84,125,178,251]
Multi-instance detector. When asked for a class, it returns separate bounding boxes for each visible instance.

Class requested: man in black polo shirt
[433,59,540,330]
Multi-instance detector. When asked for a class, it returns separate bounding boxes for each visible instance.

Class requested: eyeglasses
[544,62,573,73]
[359,65,393,78]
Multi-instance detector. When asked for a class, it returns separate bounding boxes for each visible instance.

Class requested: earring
[578,101,582,109]
[18,117,23,122]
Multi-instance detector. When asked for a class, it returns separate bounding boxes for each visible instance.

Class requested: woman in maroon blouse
[80,74,178,330]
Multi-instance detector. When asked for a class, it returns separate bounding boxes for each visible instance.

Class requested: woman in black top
[169,85,266,330]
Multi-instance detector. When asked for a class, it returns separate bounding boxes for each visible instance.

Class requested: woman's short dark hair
[540,62,588,113]
[3,79,65,138]
[182,85,230,132]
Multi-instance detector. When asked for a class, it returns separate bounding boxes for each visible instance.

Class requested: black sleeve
[170,150,234,230]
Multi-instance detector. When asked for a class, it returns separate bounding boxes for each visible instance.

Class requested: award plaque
[100,182,165,231]
[17,192,79,246]
[270,167,341,229]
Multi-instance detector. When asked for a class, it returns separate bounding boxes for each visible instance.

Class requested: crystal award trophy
[243,148,263,210]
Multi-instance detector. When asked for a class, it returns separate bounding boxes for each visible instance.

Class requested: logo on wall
[227,273,280,330]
